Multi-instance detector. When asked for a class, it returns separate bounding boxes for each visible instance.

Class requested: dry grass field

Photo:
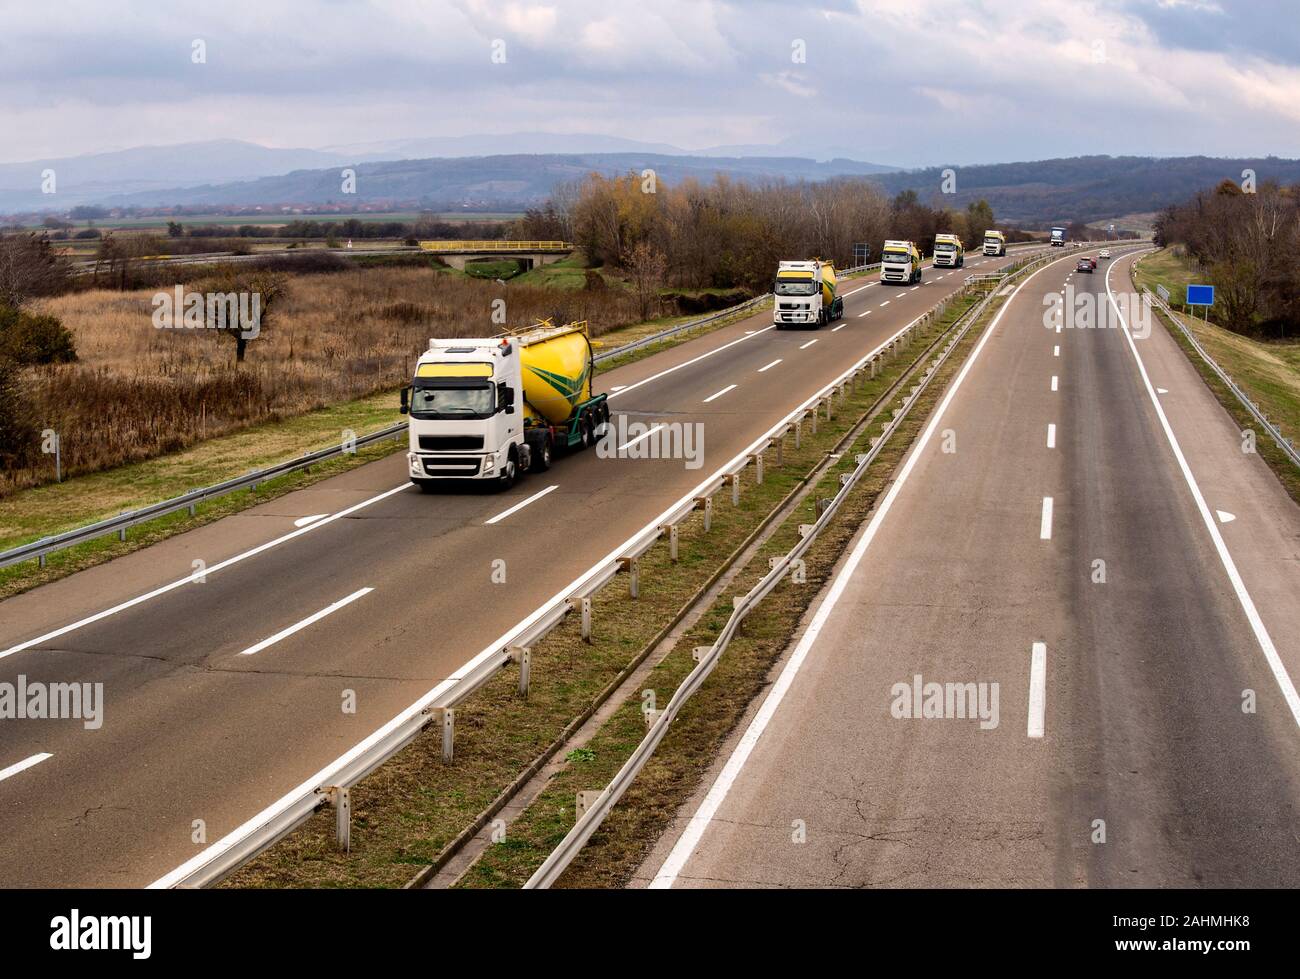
[7,265,648,493]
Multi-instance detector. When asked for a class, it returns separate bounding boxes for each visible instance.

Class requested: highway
[641,248,1300,888]
[0,246,1036,886]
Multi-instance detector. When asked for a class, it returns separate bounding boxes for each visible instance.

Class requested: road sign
[852,242,871,266]
[1186,284,1215,306]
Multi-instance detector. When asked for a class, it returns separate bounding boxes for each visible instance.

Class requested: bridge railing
[417,240,573,252]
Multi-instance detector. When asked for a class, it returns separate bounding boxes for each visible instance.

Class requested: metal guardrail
[524,245,1091,888]
[0,423,410,571]
[1141,282,1300,471]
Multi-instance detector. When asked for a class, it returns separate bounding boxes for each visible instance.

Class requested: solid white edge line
[0,483,412,662]
[484,484,558,525]
[0,752,52,783]
[239,588,375,656]
[1104,256,1300,728]
[1027,642,1047,738]
[702,384,737,403]
[649,249,1073,888]
[1040,497,1054,540]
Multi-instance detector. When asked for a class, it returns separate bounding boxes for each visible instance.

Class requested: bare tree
[0,233,68,308]
[627,242,668,320]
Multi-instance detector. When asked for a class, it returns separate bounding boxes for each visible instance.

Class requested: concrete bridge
[418,240,575,271]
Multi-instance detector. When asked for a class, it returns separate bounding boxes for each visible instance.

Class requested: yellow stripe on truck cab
[416,363,493,378]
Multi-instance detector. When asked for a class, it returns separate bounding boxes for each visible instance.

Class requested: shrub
[0,303,77,365]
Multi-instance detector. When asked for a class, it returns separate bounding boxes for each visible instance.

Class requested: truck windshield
[985,237,1000,245]
[882,251,910,263]
[410,383,493,418]
[935,243,956,251]
[775,278,817,296]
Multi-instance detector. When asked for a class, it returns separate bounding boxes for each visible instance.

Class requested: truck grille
[419,434,485,451]
[422,457,481,476]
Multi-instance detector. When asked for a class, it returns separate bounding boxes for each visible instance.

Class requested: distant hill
[871,156,1300,227]
[84,153,900,210]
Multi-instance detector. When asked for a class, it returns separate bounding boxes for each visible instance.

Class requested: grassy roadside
[0,290,784,599]
[217,289,987,888]
[1133,252,1300,506]
[454,281,1006,889]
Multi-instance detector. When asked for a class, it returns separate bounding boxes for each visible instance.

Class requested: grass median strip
[453,287,1001,889]
[216,291,986,889]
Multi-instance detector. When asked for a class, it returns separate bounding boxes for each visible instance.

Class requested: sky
[1,0,1298,166]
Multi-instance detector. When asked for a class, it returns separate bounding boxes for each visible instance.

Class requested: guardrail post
[577,790,602,818]
[619,557,639,598]
[660,523,679,561]
[794,417,803,448]
[119,526,126,542]
[510,646,532,696]
[694,495,713,532]
[38,553,46,569]
[320,786,351,853]
[431,707,455,763]
[580,596,592,642]
[750,451,764,484]
[727,472,740,505]
[810,404,818,434]
[870,356,878,379]
[825,394,833,422]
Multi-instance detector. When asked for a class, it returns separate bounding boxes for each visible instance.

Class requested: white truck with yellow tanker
[773,260,843,328]
[932,233,964,268]
[400,320,610,491]
[982,229,1006,256]
[880,240,923,285]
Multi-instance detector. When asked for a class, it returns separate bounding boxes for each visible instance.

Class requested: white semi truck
[932,234,964,268]
[400,321,609,491]
[773,260,843,328]
[982,230,1006,256]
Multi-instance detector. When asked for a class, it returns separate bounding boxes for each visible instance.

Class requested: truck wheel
[531,436,552,472]
[412,478,437,494]
[580,417,596,449]
[498,452,518,490]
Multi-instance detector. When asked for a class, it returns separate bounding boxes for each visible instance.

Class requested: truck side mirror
[498,382,516,415]
[399,386,410,415]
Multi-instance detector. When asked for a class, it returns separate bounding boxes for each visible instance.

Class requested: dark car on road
[1077,257,1094,273]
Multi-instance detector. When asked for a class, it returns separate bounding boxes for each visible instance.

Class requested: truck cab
[880,240,922,285]
[773,260,843,328]
[933,234,964,268]
[982,230,1006,256]
[1050,226,1067,247]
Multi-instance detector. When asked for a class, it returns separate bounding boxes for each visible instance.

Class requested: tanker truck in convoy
[982,230,1006,256]
[932,234,964,268]
[400,320,610,490]
[880,240,922,284]
[773,260,843,328]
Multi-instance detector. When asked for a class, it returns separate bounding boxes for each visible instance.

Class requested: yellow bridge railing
[417,240,574,252]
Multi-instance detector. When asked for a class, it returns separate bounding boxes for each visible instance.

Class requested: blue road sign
[1186,284,1215,306]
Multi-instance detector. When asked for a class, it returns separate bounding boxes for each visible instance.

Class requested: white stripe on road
[649,249,1076,889]
[239,587,374,656]
[1040,497,1054,540]
[799,339,818,350]
[757,359,782,373]
[1047,424,1057,449]
[1104,257,1300,728]
[0,752,52,783]
[1053,345,1060,357]
[857,310,872,318]
[879,300,891,307]
[619,423,665,450]
[1051,375,1059,391]
[703,384,737,403]
[484,484,558,525]
[1027,642,1048,738]
[293,514,328,528]
[608,325,776,401]
[831,323,846,332]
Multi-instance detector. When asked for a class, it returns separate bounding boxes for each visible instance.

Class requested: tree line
[1154,180,1300,336]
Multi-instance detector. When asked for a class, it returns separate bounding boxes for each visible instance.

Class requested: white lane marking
[0,752,53,783]
[1027,642,1047,738]
[484,484,558,525]
[1217,510,1236,524]
[757,359,782,373]
[1051,375,1059,391]
[619,423,665,450]
[841,283,875,298]
[703,384,737,403]
[293,514,328,528]
[607,325,776,401]
[857,310,872,318]
[910,286,920,292]
[1157,387,1168,394]
[744,331,756,335]
[831,323,846,333]
[1104,258,1300,729]
[610,385,627,392]
[1053,345,1060,357]
[1040,497,1054,539]
[879,300,891,307]
[1055,323,1062,333]
[239,587,374,656]
[1047,424,1057,449]
[0,482,411,662]
[799,339,818,350]
[649,249,1075,889]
